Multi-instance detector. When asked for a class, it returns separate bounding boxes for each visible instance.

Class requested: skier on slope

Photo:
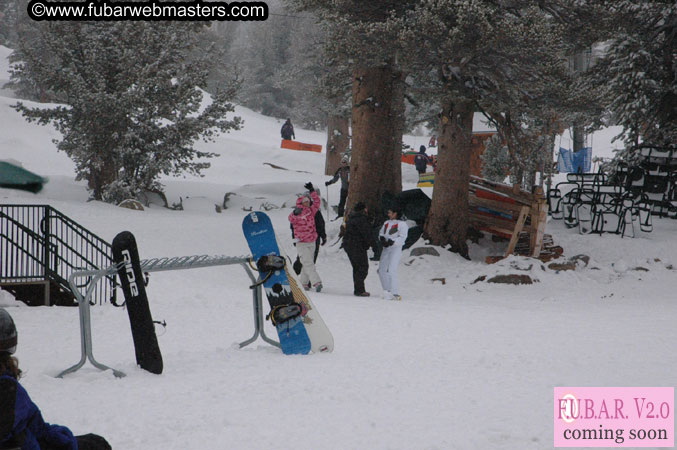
[342,202,378,297]
[325,155,350,219]
[288,183,323,292]
[0,308,112,450]
[377,206,409,301]
[280,118,295,140]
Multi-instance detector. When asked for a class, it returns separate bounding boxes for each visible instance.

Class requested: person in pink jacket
[288,182,323,292]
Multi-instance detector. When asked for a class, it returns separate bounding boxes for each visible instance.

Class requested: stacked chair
[546,147,672,238]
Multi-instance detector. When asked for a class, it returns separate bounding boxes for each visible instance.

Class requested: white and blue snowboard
[242,211,311,355]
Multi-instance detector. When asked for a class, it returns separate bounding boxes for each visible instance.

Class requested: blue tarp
[557,147,591,173]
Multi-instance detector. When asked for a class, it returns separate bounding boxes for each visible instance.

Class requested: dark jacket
[281,121,295,140]
[415,152,430,172]
[326,166,350,191]
[0,374,78,450]
[314,211,326,243]
[343,211,377,251]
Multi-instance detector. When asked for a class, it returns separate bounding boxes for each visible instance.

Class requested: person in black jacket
[414,145,431,175]
[325,155,350,218]
[342,202,378,297]
[280,118,295,140]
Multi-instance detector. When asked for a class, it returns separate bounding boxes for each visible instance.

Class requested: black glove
[321,237,327,246]
[324,181,330,186]
[379,236,387,246]
[386,239,394,247]
[293,207,303,215]
[304,182,314,192]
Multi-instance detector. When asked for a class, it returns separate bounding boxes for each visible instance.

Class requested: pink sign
[554,387,674,447]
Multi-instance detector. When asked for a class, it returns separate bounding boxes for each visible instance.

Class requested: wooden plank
[281,139,322,153]
[470,183,533,206]
[476,206,513,220]
[469,195,525,216]
[470,177,537,205]
[530,199,549,257]
[469,211,516,229]
[505,206,530,256]
[474,225,514,239]
[475,187,517,204]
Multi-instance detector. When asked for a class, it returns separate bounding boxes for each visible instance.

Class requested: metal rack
[57,254,279,378]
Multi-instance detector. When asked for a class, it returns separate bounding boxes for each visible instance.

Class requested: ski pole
[325,185,330,218]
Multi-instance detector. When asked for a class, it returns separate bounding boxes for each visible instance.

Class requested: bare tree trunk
[325,114,350,175]
[88,160,117,200]
[348,66,404,216]
[424,97,474,259]
[572,51,588,154]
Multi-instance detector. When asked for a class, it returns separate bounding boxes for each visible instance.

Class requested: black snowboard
[112,231,163,374]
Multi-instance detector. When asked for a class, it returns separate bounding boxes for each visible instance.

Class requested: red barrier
[281,140,322,153]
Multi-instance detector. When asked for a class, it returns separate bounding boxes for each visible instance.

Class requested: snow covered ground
[1,45,676,450]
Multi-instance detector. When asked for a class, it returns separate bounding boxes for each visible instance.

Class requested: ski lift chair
[561,188,583,228]
[635,194,653,232]
[593,190,637,238]
[546,185,562,218]
[574,187,599,234]
[549,181,579,220]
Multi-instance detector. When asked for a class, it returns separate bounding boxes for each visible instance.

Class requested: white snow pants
[297,242,321,287]
[378,245,402,295]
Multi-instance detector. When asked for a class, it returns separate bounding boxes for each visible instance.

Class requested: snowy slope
[1,45,677,450]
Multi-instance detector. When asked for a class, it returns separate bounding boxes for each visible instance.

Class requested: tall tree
[584,0,676,170]
[231,11,295,119]
[399,1,592,258]
[0,0,24,47]
[11,21,241,202]
[287,0,417,217]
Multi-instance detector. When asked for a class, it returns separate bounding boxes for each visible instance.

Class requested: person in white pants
[377,207,409,300]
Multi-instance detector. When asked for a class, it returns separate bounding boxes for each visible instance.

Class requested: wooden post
[505,206,530,256]
[529,187,548,257]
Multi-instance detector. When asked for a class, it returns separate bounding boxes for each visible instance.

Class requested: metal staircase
[0,204,116,306]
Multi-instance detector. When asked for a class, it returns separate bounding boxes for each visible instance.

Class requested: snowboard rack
[57,254,282,379]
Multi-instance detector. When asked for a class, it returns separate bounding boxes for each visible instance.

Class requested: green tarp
[0,161,47,193]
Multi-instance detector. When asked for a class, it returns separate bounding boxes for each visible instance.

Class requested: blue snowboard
[242,211,311,355]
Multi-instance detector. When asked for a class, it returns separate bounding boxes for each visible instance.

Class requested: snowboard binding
[249,255,286,288]
[256,255,286,272]
[267,302,307,326]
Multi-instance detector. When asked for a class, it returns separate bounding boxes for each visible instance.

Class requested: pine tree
[584,0,676,168]
[286,0,418,218]
[232,13,295,119]
[11,21,241,202]
[226,1,328,129]
[398,1,599,257]
[0,0,24,47]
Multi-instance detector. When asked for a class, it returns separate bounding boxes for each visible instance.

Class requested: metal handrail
[0,204,116,305]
